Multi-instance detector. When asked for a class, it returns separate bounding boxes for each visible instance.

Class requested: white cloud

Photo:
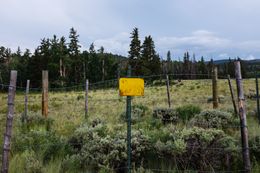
[94,32,129,55]
[218,53,229,59]
[157,30,231,50]
[244,54,256,60]
[91,30,260,60]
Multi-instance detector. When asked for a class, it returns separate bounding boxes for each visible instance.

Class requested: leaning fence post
[235,61,251,173]
[227,75,238,115]
[85,79,89,119]
[212,66,218,109]
[42,71,48,117]
[166,74,171,108]
[256,74,260,124]
[1,70,17,173]
[23,80,30,123]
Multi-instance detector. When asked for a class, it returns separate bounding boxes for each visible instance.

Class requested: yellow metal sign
[119,78,144,96]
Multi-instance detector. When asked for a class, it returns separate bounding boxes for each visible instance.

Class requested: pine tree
[191,53,197,79]
[89,43,95,54]
[141,35,160,76]
[166,50,172,74]
[68,28,82,84]
[88,43,101,82]
[198,56,207,78]
[128,27,141,75]
[98,46,106,81]
[207,58,214,78]
[183,51,190,79]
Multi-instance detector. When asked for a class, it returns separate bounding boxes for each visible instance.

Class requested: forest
[0,27,257,89]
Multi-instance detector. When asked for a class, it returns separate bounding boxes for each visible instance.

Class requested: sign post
[126,67,131,173]
[119,66,144,173]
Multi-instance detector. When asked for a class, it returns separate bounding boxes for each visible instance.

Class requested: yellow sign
[119,78,144,96]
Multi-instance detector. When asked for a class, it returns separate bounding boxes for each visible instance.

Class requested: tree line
[0,27,251,88]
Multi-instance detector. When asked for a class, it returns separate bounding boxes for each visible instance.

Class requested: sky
[1,0,260,60]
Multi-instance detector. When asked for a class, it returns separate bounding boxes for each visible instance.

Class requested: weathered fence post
[256,75,260,123]
[212,66,218,109]
[166,74,171,108]
[42,71,48,117]
[23,80,30,123]
[235,61,251,173]
[85,79,89,119]
[1,70,17,173]
[227,75,238,115]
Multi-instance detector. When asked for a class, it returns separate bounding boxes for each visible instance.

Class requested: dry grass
[0,78,259,137]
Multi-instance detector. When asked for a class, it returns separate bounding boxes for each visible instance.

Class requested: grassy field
[1,78,260,172]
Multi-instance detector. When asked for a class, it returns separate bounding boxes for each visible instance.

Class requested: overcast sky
[1,0,260,60]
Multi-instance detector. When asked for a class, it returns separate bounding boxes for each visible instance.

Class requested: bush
[65,121,151,172]
[207,95,226,104]
[12,130,65,164]
[175,104,201,121]
[189,109,239,131]
[155,127,239,171]
[121,104,149,123]
[153,105,200,124]
[20,112,54,132]
[153,108,178,124]
[249,136,260,161]
[9,150,42,173]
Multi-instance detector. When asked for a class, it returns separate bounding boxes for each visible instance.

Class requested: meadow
[1,78,260,173]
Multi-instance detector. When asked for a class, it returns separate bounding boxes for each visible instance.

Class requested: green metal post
[126,66,132,173]
[256,75,260,123]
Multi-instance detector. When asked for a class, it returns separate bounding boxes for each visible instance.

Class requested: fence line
[0,73,238,91]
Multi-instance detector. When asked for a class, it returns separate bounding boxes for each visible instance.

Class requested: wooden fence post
[212,66,218,109]
[42,71,48,117]
[1,70,17,173]
[235,61,251,173]
[166,75,171,108]
[85,79,89,119]
[23,80,30,123]
[227,75,238,115]
[255,75,260,123]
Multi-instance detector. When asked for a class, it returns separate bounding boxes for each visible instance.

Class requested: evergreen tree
[140,35,160,76]
[191,53,197,79]
[166,50,172,74]
[227,58,235,77]
[198,56,207,78]
[183,51,191,78]
[89,43,95,54]
[98,46,106,81]
[68,27,82,84]
[88,43,101,82]
[128,27,141,75]
[207,58,214,78]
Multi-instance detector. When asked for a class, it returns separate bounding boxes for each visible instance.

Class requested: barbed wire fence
[0,69,259,172]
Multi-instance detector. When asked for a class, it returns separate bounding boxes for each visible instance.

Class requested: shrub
[9,150,42,173]
[175,104,201,121]
[121,104,149,123]
[153,108,178,124]
[20,112,54,132]
[207,95,226,104]
[155,127,239,171]
[249,136,260,161]
[12,130,65,164]
[189,109,239,131]
[77,94,84,100]
[65,121,151,172]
